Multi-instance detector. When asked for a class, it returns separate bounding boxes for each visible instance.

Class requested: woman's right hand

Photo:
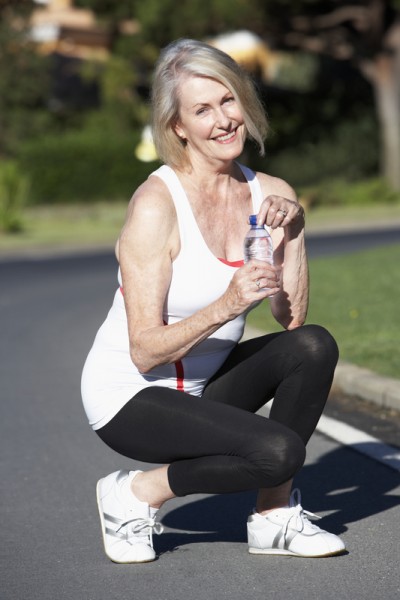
[222,259,281,316]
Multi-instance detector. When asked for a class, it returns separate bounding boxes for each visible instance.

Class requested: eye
[195,106,208,116]
[223,96,235,105]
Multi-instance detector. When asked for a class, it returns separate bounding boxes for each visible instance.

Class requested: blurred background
[2,0,400,227]
[1,0,400,377]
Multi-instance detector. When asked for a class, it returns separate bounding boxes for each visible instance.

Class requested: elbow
[276,316,305,330]
[286,318,306,330]
[274,307,307,330]
[130,345,156,374]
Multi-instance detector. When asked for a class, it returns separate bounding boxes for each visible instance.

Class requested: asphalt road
[1,230,400,600]
[306,225,400,257]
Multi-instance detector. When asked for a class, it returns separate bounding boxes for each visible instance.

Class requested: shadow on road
[157,444,400,554]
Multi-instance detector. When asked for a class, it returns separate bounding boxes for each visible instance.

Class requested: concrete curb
[332,361,400,413]
[243,325,400,414]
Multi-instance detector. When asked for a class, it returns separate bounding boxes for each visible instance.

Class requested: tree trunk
[362,52,400,190]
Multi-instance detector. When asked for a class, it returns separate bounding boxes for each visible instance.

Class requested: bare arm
[119,178,272,373]
[257,174,309,329]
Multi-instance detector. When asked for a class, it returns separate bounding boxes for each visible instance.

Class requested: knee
[253,428,306,487]
[271,429,306,484]
[293,324,339,371]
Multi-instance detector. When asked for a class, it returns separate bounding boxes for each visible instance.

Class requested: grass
[1,201,399,379]
[247,243,400,379]
[2,201,400,255]
[0,202,127,255]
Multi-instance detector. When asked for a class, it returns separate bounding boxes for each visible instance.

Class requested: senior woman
[81,38,345,563]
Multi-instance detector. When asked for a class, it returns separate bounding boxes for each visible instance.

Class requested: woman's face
[174,75,246,166]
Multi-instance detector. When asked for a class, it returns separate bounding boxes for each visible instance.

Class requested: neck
[178,159,241,190]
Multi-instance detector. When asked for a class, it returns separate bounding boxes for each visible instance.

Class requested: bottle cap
[249,214,258,225]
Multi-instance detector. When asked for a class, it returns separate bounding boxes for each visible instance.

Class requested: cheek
[194,120,214,138]
[233,109,245,124]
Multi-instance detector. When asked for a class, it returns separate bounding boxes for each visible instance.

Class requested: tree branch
[291,6,370,33]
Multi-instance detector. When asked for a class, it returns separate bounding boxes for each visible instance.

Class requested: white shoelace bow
[118,516,164,544]
[283,488,322,535]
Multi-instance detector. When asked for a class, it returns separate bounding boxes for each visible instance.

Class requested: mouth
[214,128,238,144]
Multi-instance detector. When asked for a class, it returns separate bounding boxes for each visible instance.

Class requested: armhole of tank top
[237,163,263,213]
[149,165,193,254]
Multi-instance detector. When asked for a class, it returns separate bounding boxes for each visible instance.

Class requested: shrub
[299,177,400,208]
[263,115,379,188]
[18,128,160,204]
[0,161,29,232]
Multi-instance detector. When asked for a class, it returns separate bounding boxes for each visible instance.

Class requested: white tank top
[81,163,265,430]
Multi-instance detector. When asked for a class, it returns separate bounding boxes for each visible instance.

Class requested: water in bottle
[244,214,275,293]
[244,214,274,265]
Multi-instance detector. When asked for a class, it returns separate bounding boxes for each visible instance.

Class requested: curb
[243,326,400,414]
[2,245,399,415]
[332,361,400,413]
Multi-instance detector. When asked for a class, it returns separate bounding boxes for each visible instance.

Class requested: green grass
[1,202,399,379]
[247,243,400,379]
[0,202,127,255]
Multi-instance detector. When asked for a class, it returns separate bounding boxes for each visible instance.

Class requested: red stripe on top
[121,288,185,388]
[162,319,185,392]
[174,359,185,392]
[218,258,244,267]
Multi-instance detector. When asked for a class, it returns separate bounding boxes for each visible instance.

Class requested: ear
[174,122,187,141]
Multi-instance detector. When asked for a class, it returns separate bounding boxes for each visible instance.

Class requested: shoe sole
[249,546,346,558]
[96,479,155,564]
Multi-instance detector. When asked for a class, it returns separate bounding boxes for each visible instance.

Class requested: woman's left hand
[257,195,304,230]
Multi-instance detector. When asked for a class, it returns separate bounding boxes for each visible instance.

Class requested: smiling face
[174,75,246,168]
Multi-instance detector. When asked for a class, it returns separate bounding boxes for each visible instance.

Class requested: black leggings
[96,324,338,497]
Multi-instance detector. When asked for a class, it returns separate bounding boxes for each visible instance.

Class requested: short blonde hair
[151,38,268,170]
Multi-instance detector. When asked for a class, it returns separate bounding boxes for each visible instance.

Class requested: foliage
[251,0,400,189]
[247,243,400,378]
[255,112,379,188]
[79,54,149,128]
[18,128,159,204]
[0,3,52,155]
[77,0,263,41]
[74,0,137,21]
[3,0,398,201]
[80,0,267,101]
[0,161,29,232]
[300,177,400,208]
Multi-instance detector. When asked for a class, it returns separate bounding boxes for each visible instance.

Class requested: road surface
[1,233,399,600]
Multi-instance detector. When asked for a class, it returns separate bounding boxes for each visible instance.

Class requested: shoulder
[123,171,177,233]
[117,171,179,258]
[255,171,297,202]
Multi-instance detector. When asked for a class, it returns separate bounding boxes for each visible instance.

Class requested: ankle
[130,472,166,510]
[256,505,289,516]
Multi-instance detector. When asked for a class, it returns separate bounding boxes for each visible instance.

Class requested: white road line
[317,414,400,473]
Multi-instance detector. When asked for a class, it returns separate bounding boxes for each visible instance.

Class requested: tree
[0,1,51,156]
[75,0,265,120]
[257,0,400,189]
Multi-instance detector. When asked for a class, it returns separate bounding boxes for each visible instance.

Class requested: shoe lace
[282,488,322,537]
[117,516,164,545]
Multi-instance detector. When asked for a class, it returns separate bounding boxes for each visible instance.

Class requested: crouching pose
[81,38,345,563]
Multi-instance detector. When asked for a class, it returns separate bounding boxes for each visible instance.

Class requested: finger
[253,274,280,292]
[256,195,276,226]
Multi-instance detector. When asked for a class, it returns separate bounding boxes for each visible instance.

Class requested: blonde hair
[151,38,268,169]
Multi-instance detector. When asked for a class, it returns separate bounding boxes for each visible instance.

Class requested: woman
[81,38,345,563]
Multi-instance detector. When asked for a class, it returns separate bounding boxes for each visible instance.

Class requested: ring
[256,280,261,289]
[277,209,288,217]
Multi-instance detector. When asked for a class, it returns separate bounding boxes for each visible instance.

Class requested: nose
[215,106,231,129]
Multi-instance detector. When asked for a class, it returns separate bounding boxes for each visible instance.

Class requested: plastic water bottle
[244,214,274,265]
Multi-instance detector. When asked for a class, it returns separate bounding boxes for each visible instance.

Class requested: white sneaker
[247,489,346,558]
[96,469,163,563]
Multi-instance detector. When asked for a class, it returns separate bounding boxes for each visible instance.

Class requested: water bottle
[244,214,274,265]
